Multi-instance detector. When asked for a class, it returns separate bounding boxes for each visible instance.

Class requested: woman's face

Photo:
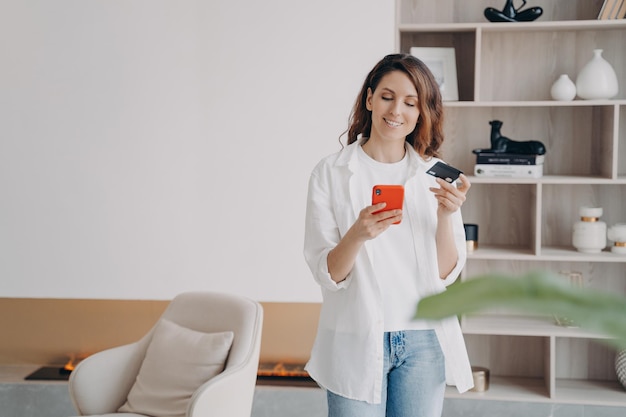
[366,70,420,145]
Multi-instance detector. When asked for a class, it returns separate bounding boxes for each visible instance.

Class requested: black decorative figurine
[473,120,546,155]
[484,0,543,22]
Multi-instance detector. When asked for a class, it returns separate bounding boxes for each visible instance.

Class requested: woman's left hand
[429,173,471,216]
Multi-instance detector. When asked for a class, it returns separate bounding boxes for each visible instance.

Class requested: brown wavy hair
[344,53,444,158]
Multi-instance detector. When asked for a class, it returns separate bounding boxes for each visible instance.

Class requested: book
[598,0,626,19]
[616,0,626,18]
[474,164,543,178]
[599,0,615,19]
[474,152,544,165]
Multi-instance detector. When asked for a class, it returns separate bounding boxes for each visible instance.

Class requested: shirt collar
[336,138,430,178]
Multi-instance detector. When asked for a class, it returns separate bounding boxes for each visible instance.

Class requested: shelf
[446,376,626,406]
[537,176,626,185]
[539,247,626,263]
[467,245,536,260]
[467,245,626,262]
[462,315,609,339]
[468,176,626,185]
[445,376,548,402]
[445,100,626,107]
[398,22,479,33]
[399,19,626,33]
[554,379,626,406]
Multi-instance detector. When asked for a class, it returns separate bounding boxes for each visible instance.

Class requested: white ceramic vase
[575,49,619,100]
[550,74,576,101]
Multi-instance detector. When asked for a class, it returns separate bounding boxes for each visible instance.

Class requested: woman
[303,53,474,417]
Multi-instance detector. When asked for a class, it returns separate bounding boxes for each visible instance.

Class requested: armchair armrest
[188,320,261,417]
[69,341,146,415]
[187,360,259,417]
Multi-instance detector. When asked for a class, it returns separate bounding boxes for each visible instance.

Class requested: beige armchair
[68,291,263,417]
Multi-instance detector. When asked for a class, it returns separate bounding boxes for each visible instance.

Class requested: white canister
[607,223,626,255]
[572,207,606,253]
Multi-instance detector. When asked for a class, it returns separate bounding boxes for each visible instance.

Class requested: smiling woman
[304,54,473,416]
[364,71,421,156]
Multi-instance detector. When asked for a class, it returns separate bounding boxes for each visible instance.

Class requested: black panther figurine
[485,0,543,22]
[473,120,546,155]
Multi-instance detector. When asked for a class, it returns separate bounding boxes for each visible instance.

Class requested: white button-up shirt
[303,140,474,404]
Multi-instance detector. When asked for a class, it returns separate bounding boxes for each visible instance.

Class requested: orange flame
[63,358,75,372]
[257,361,309,378]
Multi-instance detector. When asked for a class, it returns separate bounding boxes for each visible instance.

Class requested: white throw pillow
[118,318,234,417]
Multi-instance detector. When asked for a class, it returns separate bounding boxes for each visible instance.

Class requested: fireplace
[257,361,316,387]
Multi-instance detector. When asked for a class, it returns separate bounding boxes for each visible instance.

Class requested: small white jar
[572,207,606,253]
[607,223,626,255]
[550,74,576,101]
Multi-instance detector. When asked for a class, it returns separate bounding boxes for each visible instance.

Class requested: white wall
[0,1,394,301]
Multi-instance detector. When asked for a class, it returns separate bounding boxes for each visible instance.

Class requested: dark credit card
[426,161,463,183]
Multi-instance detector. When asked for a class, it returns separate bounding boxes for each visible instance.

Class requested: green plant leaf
[415,271,626,349]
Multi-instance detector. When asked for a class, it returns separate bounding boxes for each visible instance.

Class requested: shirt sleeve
[303,166,352,291]
[440,208,467,286]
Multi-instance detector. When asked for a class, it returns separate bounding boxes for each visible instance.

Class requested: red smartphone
[372,185,404,224]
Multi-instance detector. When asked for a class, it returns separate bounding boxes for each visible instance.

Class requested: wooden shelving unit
[397,0,626,406]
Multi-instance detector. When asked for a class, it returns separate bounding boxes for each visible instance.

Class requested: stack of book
[598,0,626,20]
[473,152,544,178]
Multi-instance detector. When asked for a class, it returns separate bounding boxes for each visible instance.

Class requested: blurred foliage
[415,270,626,349]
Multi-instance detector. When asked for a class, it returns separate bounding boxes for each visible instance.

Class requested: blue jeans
[327,330,445,417]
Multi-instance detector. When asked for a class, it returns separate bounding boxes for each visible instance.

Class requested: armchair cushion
[118,318,234,417]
